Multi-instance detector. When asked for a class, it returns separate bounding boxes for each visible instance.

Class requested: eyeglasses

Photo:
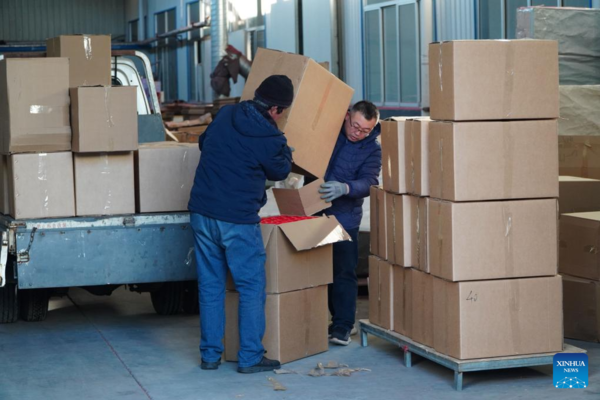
[348,114,373,136]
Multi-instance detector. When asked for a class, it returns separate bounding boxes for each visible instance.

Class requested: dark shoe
[201,359,221,370]
[328,324,334,338]
[329,328,351,346]
[237,356,281,374]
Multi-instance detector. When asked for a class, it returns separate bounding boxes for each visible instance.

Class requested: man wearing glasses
[319,101,382,345]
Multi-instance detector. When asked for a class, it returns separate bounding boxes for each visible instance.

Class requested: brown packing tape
[438,137,444,199]
[104,87,115,128]
[437,201,444,275]
[438,45,444,93]
[410,122,416,193]
[508,280,522,354]
[502,123,515,199]
[416,200,421,268]
[502,203,515,278]
[502,42,516,118]
[311,78,334,131]
[101,154,112,213]
[82,35,93,60]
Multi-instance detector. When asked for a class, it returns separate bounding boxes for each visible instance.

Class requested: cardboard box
[239,215,350,294]
[0,58,71,154]
[428,198,558,281]
[559,136,600,180]
[381,117,410,194]
[433,275,563,359]
[429,120,559,201]
[368,256,393,330]
[562,274,600,342]
[135,142,200,213]
[392,266,408,337]
[46,35,111,88]
[272,179,330,216]
[370,186,379,255]
[559,176,600,214]
[0,156,9,214]
[407,119,431,196]
[429,40,559,121]
[559,212,600,281]
[517,7,600,85]
[385,193,418,268]
[241,48,353,179]
[74,153,135,216]
[71,86,138,152]
[225,286,328,364]
[559,86,600,136]
[7,152,75,219]
[411,269,433,347]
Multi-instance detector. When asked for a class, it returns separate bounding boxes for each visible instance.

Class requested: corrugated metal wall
[340,0,363,104]
[0,0,126,42]
[435,0,475,41]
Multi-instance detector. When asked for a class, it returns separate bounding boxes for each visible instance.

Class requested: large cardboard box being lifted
[74,153,135,216]
[241,48,354,179]
[428,198,558,282]
[429,120,559,201]
[8,152,75,219]
[225,286,328,364]
[559,176,600,214]
[433,275,563,359]
[258,215,349,293]
[429,40,559,121]
[0,58,71,154]
[562,274,600,343]
[559,212,600,281]
[46,35,111,88]
[70,86,138,152]
[135,142,200,213]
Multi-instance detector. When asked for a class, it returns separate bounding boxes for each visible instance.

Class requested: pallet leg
[360,329,368,347]
[454,371,463,391]
[404,349,412,368]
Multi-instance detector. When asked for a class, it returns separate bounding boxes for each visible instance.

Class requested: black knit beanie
[254,75,294,108]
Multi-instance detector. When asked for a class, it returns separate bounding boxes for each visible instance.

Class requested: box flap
[277,215,350,251]
[260,223,277,250]
[272,179,330,216]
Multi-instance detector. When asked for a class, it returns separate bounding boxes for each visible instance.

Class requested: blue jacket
[188,101,293,224]
[324,125,382,230]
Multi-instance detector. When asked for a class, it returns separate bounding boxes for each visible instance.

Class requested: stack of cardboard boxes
[559,178,600,342]
[223,48,355,364]
[0,35,199,220]
[369,39,565,360]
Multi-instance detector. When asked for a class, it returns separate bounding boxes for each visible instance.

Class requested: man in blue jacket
[188,75,294,373]
[319,101,381,346]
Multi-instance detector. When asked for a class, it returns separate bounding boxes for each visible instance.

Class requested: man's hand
[319,181,349,203]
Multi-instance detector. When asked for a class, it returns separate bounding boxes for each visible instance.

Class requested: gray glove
[319,181,349,203]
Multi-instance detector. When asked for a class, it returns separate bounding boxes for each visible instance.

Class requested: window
[479,0,503,39]
[364,0,419,105]
[479,1,593,40]
[129,19,139,42]
[562,0,591,6]
[155,9,178,101]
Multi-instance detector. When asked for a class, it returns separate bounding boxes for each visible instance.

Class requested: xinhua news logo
[553,353,588,389]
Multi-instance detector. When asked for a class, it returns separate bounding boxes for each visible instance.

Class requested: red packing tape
[261,215,318,225]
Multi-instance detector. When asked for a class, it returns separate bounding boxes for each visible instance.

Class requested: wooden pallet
[359,319,586,391]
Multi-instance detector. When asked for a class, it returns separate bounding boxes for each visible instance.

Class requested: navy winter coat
[188,101,293,224]
[324,125,382,230]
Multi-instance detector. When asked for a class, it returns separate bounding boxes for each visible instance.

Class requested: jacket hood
[232,101,283,138]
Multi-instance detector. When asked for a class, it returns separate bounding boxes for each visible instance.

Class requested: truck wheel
[19,288,50,322]
[0,282,19,324]
[182,281,199,315]
[151,282,184,315]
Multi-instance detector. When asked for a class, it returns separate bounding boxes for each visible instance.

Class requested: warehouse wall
[0,0,126,42]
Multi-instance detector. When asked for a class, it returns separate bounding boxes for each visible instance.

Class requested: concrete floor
[0,287,598,400]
